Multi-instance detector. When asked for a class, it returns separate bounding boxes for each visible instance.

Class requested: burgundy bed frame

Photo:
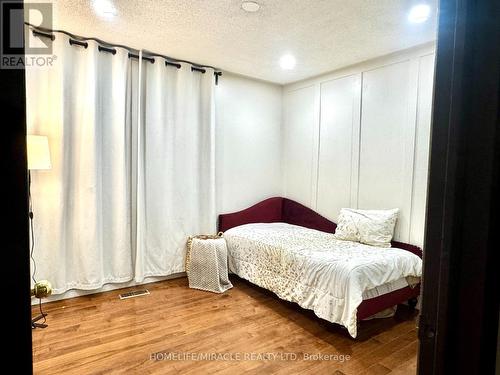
[218,197,422,321]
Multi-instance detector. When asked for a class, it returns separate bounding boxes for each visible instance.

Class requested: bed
[218,197,423,338]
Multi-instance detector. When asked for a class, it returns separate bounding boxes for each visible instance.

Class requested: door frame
[1,0,33,371]
[418,0,500,374]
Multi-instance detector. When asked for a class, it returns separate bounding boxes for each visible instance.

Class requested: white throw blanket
[187,237,233,293]
[224,223,422,337]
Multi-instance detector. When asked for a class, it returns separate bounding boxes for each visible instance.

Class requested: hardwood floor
[32,277,419,375]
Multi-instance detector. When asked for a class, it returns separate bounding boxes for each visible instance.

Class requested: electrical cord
[29,171,48,326]
[29,205,37,284]
[37,298,47,324]
[29,170,37,284]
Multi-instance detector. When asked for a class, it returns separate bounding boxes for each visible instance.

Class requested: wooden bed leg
[408,297,418,310]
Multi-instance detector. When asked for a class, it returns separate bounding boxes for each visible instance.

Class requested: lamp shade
[27,135,52,170]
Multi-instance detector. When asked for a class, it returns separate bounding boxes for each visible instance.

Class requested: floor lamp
[27,135,53,329]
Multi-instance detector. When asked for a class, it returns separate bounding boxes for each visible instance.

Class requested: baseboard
[32,272,186,305]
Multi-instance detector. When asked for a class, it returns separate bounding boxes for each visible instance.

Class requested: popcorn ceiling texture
[40,0,437,84]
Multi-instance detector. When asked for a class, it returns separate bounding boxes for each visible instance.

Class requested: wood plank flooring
[32,277,419,375]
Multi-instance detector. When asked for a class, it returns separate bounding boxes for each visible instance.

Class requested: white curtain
[26,31,216,293]
[134,60,216,282]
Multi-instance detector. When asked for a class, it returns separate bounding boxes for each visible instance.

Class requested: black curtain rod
[128,53,155,64]
[26,22,222,77]
[191,66,206,74]
[165,61,181,69]
[69,39,88,48]
[32,30,54,41]
[34,31,215,78]
[98,45,116,55]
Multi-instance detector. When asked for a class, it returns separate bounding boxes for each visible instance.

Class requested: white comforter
[224,223,422,337]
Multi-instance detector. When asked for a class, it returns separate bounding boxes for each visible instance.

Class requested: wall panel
[358,60,412,241]
[283,45,435,247]
[283,85,317,207]
[316,74,360,221]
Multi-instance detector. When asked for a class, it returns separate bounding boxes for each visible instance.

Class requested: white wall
[215,73,283,214]
[282,44,435,247]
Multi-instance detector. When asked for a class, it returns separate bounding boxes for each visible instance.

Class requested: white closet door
[316,75,360,222]
[283,85,317,207]
[358,61,413,242]
[410,54,435,247]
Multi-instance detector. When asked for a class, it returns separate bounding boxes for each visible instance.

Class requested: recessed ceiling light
[280,54,296,70]
[241,1,260,13]
[408,4,431,23]
[92,0,117,19]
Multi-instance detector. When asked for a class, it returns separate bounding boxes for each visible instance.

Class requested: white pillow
[334,208,399,248]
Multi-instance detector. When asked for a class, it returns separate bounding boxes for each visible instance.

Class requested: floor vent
[119,289,150,300]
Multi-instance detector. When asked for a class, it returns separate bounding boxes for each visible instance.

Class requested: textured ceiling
[41,0,437,84]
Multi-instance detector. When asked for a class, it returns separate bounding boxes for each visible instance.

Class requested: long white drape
[26,31,216,293]
[134,60,216,282]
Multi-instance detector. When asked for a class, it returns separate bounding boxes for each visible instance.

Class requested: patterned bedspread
[224,223,422,337]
